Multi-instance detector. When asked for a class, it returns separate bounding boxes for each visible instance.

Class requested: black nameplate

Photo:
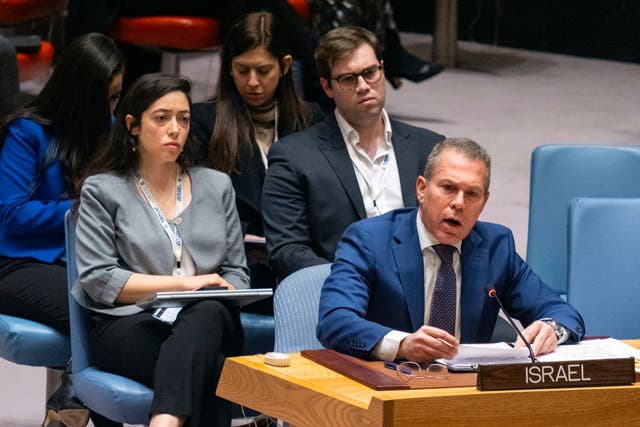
[477,357,635,391]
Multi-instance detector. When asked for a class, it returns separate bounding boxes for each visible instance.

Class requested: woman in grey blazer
[73,74,249,427]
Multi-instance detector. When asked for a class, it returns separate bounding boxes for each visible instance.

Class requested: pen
[437,338,455,348]
[383,361,398,370]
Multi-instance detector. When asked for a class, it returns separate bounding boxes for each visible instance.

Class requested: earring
[128,134,137,152]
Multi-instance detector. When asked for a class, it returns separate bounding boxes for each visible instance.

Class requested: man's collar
[416,208,462,253]
[334,109,393,149]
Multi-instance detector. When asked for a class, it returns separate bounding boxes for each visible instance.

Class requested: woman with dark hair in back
[192,12,324,312]
[74,74,249,427]
[0,32,124,427]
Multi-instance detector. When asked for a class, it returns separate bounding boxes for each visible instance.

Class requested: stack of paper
[437,338,640,373]
[437,343,530,371]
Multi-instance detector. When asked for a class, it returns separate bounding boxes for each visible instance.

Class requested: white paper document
[537,338,640,365]
[437,338,640,372]
[437,343,531,371]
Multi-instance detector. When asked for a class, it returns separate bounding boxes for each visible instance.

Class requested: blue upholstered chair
[64,211,275,423]
[567,198,640,339]
[0,210,70,414]
[65,211,153,424]
[274,264,331,353]
[0,315,69,368]
[526,144,640,297]
[0,314,70,414]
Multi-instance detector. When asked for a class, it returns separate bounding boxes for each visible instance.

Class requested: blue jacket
[0,118,71,263]
[317,208,585,359]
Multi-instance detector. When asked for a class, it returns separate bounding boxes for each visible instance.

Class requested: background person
[317,138,585,362]
[0,33,124,426]
[191,11,325,313]
[73,74,249,427]
[261,26,443,280]
[65,0,319,96]
[308,0,444,88]
[0,35,19,119]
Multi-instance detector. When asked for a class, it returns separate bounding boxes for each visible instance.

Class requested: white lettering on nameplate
[525,364,591,384]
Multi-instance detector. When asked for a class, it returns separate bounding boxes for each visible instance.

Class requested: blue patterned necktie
[428,244,457,335]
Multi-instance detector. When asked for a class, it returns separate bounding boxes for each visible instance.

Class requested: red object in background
[109,16,222,51]
[16,40,53,82]
[0,0,67,24]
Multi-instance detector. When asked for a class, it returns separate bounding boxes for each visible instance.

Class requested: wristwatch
[541,318,569,344]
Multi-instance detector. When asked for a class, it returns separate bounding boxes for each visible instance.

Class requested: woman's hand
[116,272,236,304]
[184,274,236,291]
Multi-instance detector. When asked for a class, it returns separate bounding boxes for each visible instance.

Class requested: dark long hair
[0,33,124,198]
[81,74,195,188]
[210,11,312,174]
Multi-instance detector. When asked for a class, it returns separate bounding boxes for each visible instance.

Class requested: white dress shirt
[372,210,462,361]
[334,109,403,218]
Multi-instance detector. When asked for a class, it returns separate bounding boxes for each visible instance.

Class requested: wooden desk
[218,340,640,426]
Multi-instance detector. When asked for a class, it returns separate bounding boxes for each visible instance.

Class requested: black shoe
[385,47,444,84]
[383,29,445,85]
[42,367,89,427]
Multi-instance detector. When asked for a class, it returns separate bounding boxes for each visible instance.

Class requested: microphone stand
[488,289,538,363]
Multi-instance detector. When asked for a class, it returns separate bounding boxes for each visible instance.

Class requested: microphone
[487,288,538,363]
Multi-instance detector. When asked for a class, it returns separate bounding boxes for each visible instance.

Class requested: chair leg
[161,52,180,75]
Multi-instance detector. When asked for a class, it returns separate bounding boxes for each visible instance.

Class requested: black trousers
[0,257,69,335]
[89,300,244,427]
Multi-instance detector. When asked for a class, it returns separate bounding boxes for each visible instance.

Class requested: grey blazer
[72,167,250,316]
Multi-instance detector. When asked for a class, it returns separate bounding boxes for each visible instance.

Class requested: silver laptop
[136,288,273,309]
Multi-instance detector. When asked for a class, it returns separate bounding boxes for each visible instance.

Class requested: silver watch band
[540,318,569,344]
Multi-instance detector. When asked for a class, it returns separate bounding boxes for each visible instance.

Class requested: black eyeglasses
[329,64,384,90]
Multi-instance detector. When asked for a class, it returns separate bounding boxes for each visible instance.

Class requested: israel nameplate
[477,357,635,391]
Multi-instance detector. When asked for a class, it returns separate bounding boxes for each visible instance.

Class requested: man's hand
[515,320,557,356]
[397,326,459,361]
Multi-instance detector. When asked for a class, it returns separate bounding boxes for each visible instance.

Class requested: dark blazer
[261,113,444,279]
[191,100,325,236]
[316,208,586,359]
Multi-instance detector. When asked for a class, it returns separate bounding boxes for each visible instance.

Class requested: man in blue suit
[317,138,585,362]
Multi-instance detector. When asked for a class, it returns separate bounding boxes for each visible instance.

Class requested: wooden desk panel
[218,342,640,426]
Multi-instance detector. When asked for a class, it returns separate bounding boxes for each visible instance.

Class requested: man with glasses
[317,138,584,362]
[262,26,444,279]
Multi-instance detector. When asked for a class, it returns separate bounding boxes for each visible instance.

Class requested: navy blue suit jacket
[316,208,585,359]
[262,114,443,279]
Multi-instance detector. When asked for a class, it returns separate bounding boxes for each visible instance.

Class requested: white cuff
[372,330,410,361]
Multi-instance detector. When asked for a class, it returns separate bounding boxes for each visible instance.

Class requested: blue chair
[274,264,331,353]
[526,144,640,296]
[65,211,275,423]
[0,315,69,368]
[65,211,153,424]
[241,312,274,355]
[567,198,640,339]
[0,314,69,412]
